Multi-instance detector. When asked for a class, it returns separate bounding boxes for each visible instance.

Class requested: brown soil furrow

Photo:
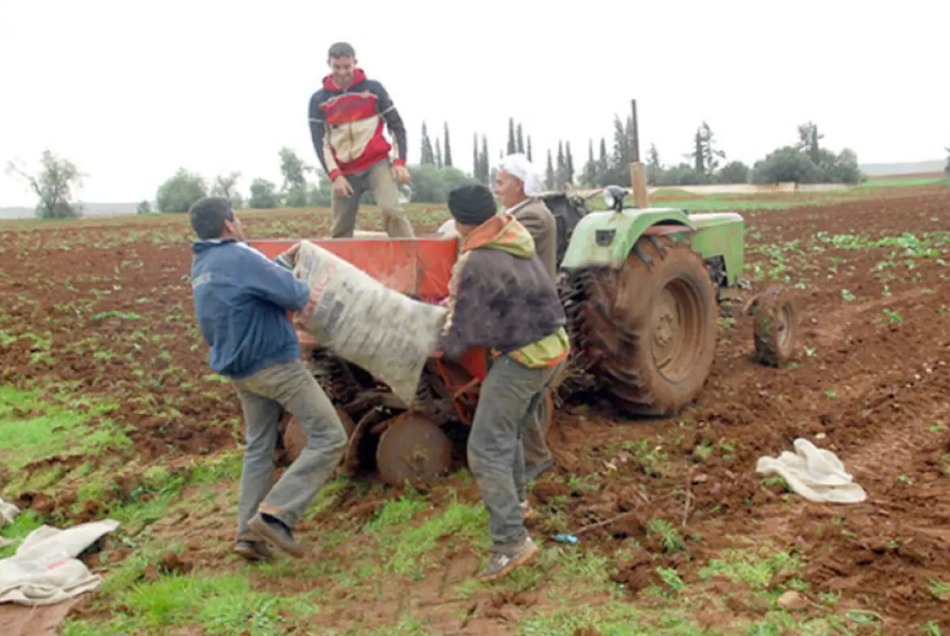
[2,188,950,633]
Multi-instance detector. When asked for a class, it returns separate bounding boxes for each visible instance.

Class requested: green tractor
[262,102,797,485]
[537,183,795,417]
[263,184,797,485]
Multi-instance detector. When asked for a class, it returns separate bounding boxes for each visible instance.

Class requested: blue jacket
[190,239,311,379]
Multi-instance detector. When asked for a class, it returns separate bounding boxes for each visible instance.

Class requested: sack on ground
[0,520,120,606]
[292,240,447,406]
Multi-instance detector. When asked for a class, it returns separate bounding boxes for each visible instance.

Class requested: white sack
[0,520,120,606]
[755,438,866,504]
[293,240,448,406]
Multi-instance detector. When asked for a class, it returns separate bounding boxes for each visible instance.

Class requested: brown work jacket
[507,198,557,281]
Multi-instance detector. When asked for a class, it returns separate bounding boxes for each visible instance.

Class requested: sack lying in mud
[0,519,120,606]
[755,438,866,504]
[292,240,448,406]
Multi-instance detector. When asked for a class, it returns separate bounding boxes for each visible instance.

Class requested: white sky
[1,0,947,205]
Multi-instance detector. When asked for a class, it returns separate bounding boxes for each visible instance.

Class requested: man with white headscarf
[492,153,558,282]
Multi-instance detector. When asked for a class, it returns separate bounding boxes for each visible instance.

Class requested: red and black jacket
[308,69,407,181]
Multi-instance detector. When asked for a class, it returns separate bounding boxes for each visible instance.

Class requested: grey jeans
[467,355,561,555]
[522,387,554,479]
[330,159,415,238]
[231,358,347,540]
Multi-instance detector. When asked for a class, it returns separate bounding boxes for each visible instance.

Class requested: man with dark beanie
[438,183,570,582]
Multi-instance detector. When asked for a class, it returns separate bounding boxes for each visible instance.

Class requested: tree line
[148,117,866,214]
[9,119,948,218]
[567,118,864,189]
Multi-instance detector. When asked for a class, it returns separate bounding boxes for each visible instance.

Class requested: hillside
[859,159,944,176]
[0,202,139,220]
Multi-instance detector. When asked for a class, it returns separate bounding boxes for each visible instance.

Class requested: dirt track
[1,186,949,633]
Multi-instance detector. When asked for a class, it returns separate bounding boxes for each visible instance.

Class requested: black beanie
[448,183,497,225]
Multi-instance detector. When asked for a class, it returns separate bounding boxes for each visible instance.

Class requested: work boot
[248,513,305,558]
[477,536,539,583]
[232,539,272,562]
[525,457,554,480]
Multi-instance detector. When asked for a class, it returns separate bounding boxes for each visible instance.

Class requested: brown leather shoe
[233,539,272,562]
[248,513,305,558]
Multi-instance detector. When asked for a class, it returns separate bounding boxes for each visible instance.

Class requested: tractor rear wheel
[569,235,718,416]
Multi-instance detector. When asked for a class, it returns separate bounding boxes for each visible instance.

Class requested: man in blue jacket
[189,196,347,561]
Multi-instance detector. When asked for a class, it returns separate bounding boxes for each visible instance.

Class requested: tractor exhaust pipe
[629,99,649,208]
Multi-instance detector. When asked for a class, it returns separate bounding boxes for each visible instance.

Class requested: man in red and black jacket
[308,42,415,238]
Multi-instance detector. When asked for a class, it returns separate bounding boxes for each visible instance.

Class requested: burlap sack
[292,241,447,406]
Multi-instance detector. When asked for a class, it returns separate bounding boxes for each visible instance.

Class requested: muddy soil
[1,190,949,633]
[552,190,950,634]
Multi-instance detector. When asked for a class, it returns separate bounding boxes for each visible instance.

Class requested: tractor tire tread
[563,235,718,416]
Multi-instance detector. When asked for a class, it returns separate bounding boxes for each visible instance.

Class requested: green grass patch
[368,493,488,579]
[858,176,949,188]
[0,385,129,475]
[364,489,430,531]
[518,601,642,635]
[185,450,245,485]
[0,509,45,558]
[814,230,950,256]
[698,544,801,590]
[662,198,820,212]
[63,571,319,636]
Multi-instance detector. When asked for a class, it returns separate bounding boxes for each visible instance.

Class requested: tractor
[247,102,796,488]
[248,184,795,488]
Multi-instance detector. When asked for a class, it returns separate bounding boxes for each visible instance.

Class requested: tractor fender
[559,208,694,270]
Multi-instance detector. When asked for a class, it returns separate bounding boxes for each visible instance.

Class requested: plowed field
[1,182,948,635]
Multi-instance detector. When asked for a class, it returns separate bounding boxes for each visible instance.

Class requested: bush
[654,163,711,187]
[284,185,308,208]
[248,179,279,209]
[242,165,478,209]
[817,148,863,184]
[156,168,207,213]
[751,147,824,184]
[407,165,476,203]
[717,160,750,184]
[751,146,863,185]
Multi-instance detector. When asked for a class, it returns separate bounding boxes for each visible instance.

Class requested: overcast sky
[1,0,946,206]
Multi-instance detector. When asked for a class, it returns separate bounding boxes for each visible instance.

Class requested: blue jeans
[466,355,561,555]
[231,358,347,539]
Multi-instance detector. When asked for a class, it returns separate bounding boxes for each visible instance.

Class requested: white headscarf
[497,153,546,197]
